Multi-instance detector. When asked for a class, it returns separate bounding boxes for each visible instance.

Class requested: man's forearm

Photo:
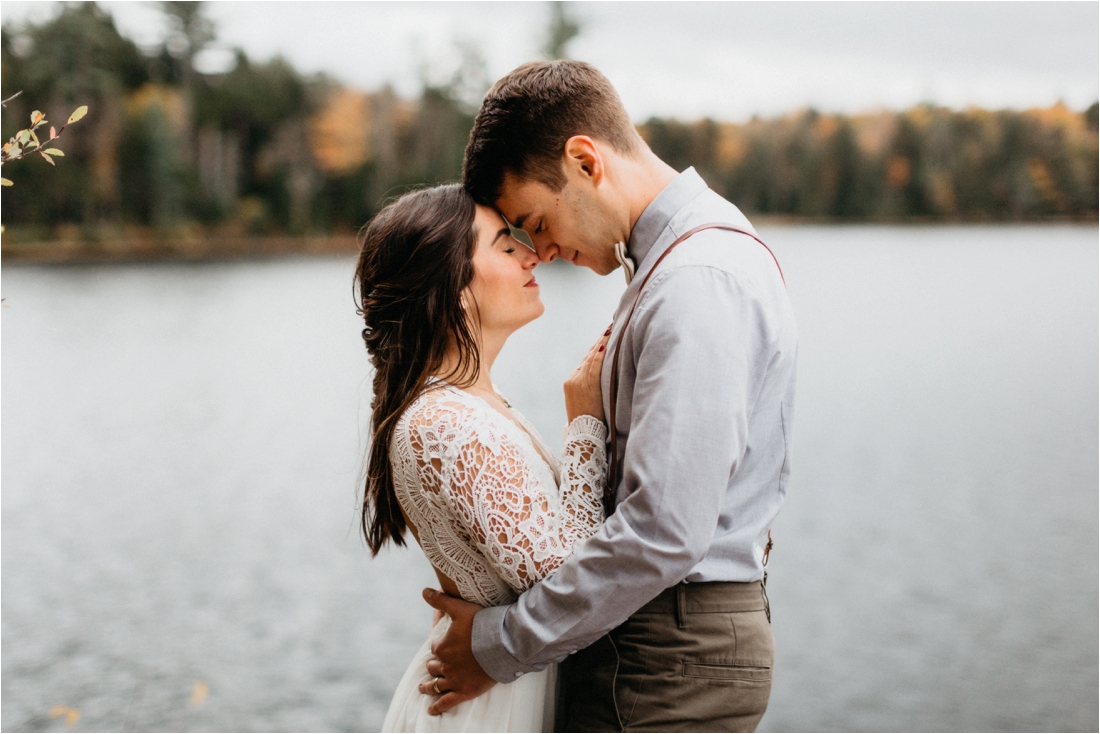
[472,605,525,682]
[469,503,707,679]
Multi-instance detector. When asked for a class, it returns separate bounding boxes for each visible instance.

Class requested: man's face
[495,172,622,276]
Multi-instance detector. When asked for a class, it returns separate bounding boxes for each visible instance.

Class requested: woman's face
[466,204,544,336]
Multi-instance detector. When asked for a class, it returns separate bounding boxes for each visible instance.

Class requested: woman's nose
[521,246,540,268]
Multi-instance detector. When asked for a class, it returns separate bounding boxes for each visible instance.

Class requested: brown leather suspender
[604,223,785,513]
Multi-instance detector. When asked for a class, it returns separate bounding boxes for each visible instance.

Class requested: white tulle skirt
[382,615,556,733]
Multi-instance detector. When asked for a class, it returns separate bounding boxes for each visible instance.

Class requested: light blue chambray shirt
[471,168,798,681]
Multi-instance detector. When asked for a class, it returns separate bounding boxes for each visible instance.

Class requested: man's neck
[621,148,679,238]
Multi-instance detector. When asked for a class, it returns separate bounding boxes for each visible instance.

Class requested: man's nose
[535,240,559,264]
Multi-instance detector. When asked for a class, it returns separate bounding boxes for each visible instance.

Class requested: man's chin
[566,251,616,276]
[575,260,611,276]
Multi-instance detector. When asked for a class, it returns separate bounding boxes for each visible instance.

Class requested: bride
[354,184,609,732]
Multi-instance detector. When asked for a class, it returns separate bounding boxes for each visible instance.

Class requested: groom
[423,60,798,732]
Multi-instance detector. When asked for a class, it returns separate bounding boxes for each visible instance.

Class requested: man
[421,60,798,732]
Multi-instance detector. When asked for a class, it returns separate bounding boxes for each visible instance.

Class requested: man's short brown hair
[463,60,639,206]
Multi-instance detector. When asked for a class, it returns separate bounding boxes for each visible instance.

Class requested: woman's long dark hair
[354,184,481,555]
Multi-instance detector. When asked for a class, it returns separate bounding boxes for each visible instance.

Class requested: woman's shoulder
[399,383,480,431]
[392,386,478,471]
[398,383,518,461]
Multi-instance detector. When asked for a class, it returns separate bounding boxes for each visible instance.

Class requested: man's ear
[563,135,605,188]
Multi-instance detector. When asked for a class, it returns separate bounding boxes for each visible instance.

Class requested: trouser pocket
[615,607,775,732]
[682,661,772,682]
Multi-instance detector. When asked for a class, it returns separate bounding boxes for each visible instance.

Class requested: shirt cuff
[471,604,542,683]
[563,414,608,445]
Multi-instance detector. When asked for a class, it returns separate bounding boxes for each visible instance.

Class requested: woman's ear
[563,135,605,188]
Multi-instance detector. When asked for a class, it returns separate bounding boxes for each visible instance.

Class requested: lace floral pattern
[391,384,607,607]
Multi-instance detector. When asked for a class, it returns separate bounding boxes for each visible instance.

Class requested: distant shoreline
[1,234,361,265]
[2,218,1096,265]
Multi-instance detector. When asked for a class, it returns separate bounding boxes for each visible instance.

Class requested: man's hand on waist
[420,588,497,715]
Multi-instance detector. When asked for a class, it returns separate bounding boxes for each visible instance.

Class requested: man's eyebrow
[512,212,531,230]
[491,227,511,245]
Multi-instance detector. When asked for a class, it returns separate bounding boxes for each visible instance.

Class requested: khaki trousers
[557,581,774,733]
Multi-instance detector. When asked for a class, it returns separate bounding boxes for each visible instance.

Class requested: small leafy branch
[0,92,88,187]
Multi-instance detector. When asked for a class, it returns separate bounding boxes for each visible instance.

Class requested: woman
[354,184,608,732]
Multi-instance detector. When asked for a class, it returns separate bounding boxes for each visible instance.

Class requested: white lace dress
[381,382,607,733]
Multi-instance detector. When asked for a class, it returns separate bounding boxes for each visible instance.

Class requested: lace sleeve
[406,397,606,595]
[559,415,608,542]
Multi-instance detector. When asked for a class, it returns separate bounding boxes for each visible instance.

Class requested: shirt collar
[627,167,709,267]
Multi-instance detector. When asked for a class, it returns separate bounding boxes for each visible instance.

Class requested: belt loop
[675,583,687,629]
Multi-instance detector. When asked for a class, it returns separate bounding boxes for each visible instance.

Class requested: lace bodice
[390,382,607,607]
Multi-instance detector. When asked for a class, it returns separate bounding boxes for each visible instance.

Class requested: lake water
[2,225,1097,732]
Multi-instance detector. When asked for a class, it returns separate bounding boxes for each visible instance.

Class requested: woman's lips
[525,276,538,287]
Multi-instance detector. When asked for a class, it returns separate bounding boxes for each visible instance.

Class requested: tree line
[1,2,481,246]
[641,103,1097,221]
[1,2,1096,254]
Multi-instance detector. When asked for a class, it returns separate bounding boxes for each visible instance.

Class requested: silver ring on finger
[432,676,442,695]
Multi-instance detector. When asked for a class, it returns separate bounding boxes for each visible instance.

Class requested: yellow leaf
[49,706,81,727]
[67,106,88,124]
[43,148,64,156]
[1,178,12,186]
[17,130,30,144]
[191,680,209,706]
[40,151,55,166]
[31,110,44,125]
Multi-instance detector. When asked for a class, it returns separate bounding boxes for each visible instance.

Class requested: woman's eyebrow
[491,227,511,244]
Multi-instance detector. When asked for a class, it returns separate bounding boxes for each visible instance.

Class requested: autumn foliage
[639,103,1098,221]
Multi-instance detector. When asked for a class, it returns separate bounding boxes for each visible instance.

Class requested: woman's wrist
[564,414,608,444]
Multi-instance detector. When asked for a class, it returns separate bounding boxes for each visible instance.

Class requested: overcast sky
[3,1,1097,121]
